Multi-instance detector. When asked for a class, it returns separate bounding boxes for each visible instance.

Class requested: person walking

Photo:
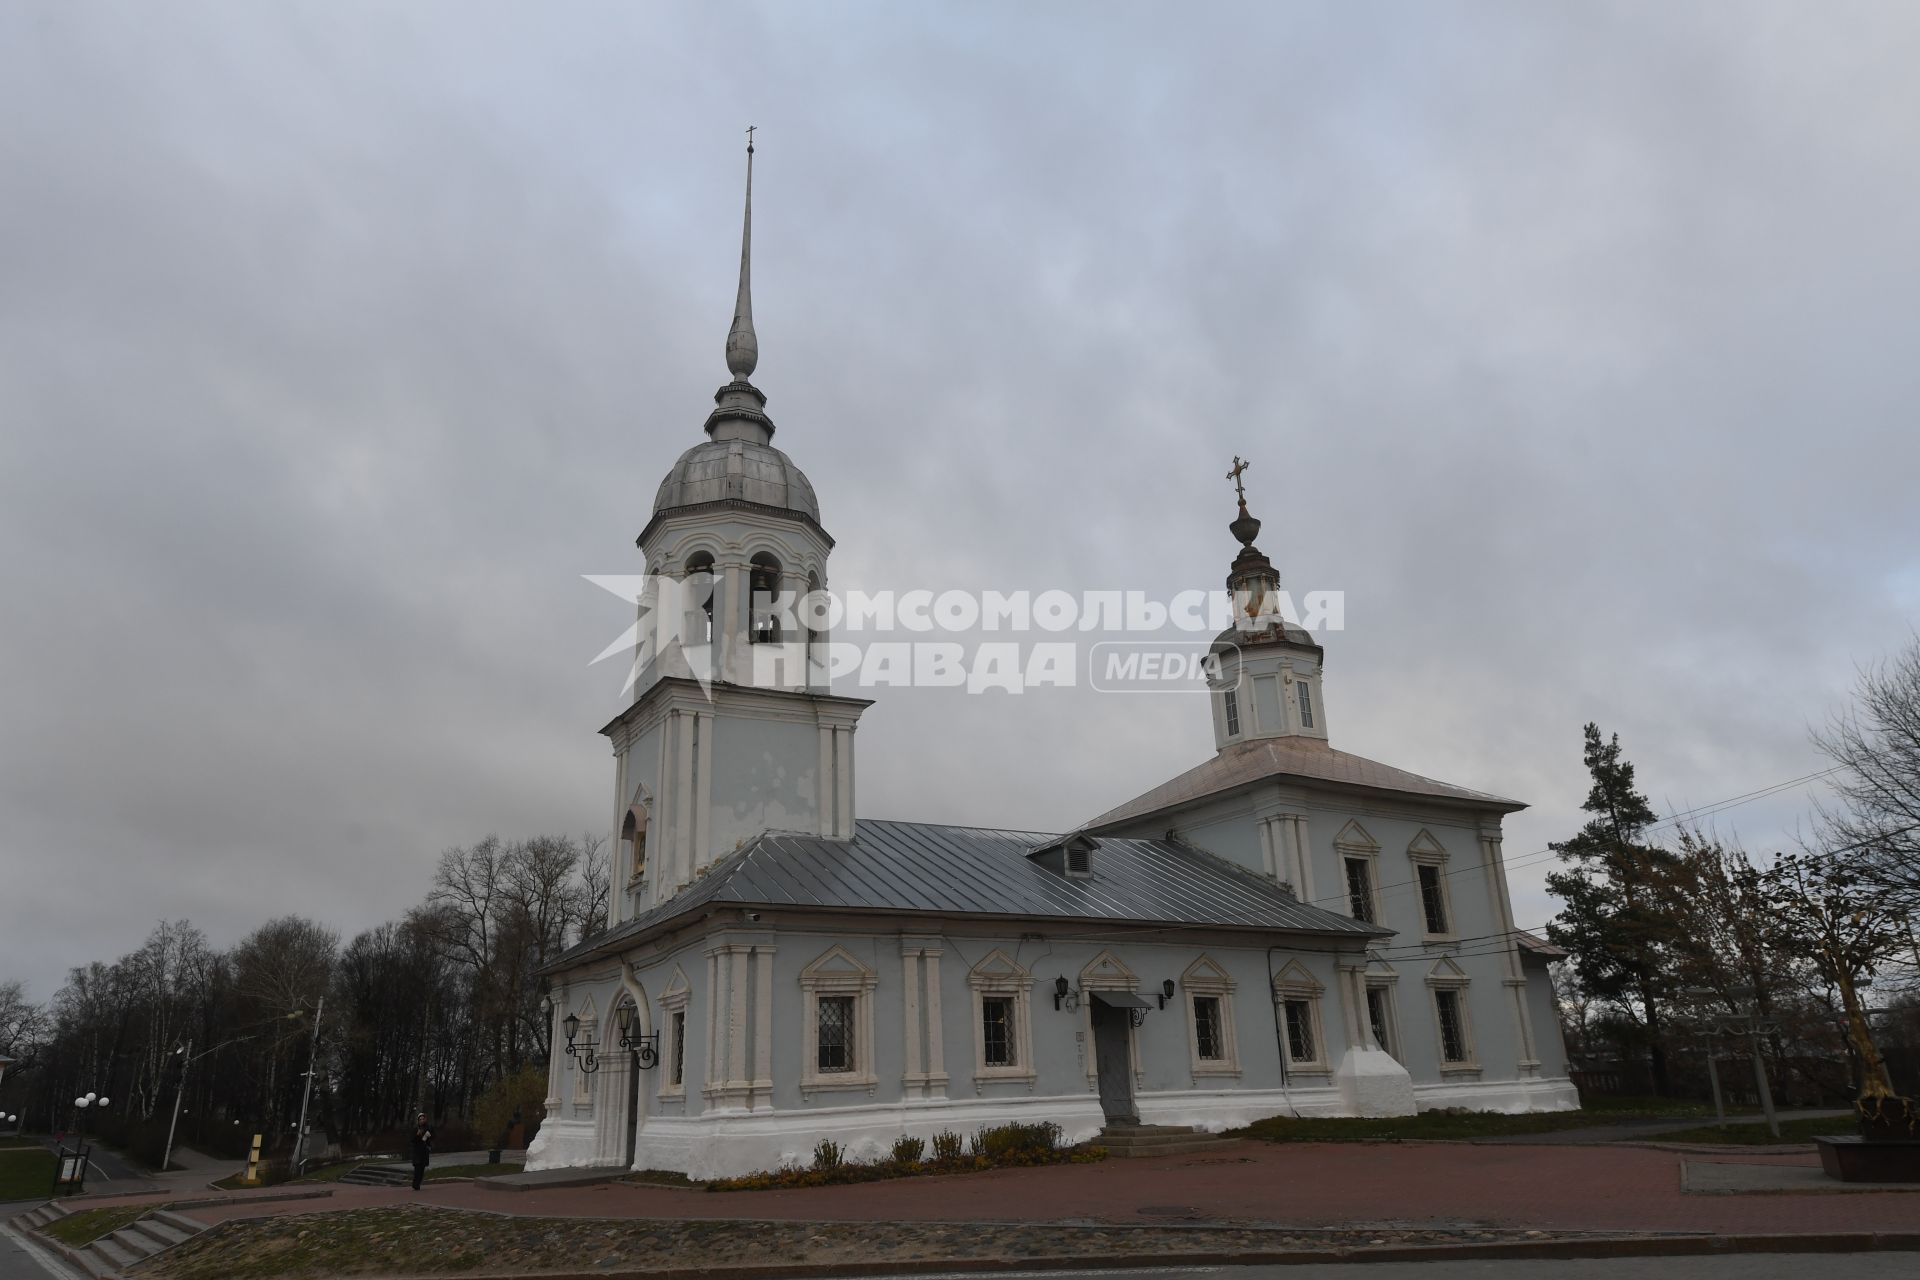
[409,1112,433,1190]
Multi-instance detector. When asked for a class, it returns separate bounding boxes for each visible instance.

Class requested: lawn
[1239,1097,1726,1144]
[0,1147,53,1199]
[424,1162,523,1181]
[42,1205,151,1247]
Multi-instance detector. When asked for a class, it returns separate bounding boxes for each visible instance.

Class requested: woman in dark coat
[409,1113,433,1190]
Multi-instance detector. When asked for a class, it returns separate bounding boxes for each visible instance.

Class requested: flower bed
[708,1122,1105,1191]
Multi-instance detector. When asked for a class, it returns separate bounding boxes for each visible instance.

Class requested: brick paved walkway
[53,1140,1920,1237]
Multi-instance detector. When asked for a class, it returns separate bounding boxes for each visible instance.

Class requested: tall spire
[725,127,759,381]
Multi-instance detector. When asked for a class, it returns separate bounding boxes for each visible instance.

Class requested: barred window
[1435,990,1469,1063]
[1366,986,1394,1057]
[981,996,1015,1067]
[1344,858,1375,923]
[1283,999,1315,1065]
[1418,864,1449,934]
[1193,996,1224,1061]
[669,1011,686,1087]
[1297,680,1314,728]
[817,996,855,1073]
[1224,690,1241,736]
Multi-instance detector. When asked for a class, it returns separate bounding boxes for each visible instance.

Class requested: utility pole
[290,996,324,1176]
[161,1037,191,1174]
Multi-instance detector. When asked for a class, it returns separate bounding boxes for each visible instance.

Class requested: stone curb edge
[327,1232,1920,1280]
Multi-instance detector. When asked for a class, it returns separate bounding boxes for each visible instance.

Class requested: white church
[528,147,1577,1180]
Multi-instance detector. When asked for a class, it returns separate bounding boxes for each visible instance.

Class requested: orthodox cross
[745,124,756,153]
[1226,455,1251,501]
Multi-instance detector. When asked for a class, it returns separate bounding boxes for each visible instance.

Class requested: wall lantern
[562,1012,600,1075]
[616,1004,660,1070]
[1052,976,1080,1012]
[1158,979,1176,1010]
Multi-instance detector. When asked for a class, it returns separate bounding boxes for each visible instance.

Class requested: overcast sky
[4,2,1918,1001]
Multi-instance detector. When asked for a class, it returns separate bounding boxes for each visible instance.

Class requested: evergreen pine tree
[1545,723,1685,1094]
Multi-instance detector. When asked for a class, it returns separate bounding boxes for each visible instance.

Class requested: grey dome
[652,438,820,524]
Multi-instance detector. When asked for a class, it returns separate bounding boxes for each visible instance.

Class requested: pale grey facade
[528,149,1576,1180]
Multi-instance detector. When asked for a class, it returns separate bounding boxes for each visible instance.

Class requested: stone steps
[10,1201,208,1280]
[337,1162,413,1187]
[1097,1124,1240,1159]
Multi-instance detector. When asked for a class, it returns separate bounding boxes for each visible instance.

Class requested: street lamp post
[290,996,325,1177]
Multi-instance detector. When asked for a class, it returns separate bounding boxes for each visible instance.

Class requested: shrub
[890,1135,925,1164]
[812,1139,843,1170]
[971,1121,1060,1162]
[931,1130,963,1162]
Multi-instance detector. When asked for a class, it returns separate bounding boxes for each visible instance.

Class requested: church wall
[1105,784,1575,1111]
[1523,953,1573,1079]
[706,714,819,860]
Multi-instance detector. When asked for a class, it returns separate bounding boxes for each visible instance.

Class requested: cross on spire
[1226,455,1251,502]
[746,124,756,153]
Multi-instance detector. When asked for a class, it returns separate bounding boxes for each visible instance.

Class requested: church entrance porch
[1090,993,1143,1123]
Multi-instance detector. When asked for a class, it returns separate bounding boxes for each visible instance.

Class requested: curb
[166,1229,1920,1280]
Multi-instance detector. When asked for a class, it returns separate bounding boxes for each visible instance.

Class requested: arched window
[621,806,647,883]
[749,552,782,644]
[682,552,716,645]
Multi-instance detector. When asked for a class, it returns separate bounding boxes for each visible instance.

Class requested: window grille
[670,1011,686,1086]
[1283,999,1315,1064]
[1418,864,1448,934]
[981,997,1015,1067]
[817,996,855,1073]
[1436,990,1469,1063]
[1366,986,1394,1056]
[1193,996,1224,1060]
[1344,858,1375,923]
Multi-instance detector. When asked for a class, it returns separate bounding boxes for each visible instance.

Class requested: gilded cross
[1226,455,1251,501]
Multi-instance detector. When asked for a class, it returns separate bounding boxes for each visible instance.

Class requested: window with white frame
[1181,956,1241,1076]
[1417,865,1450,935]
[658,969,691,1099]
[1366,984,1398,1059]
[1333,821,1380,926]
[1297,679,1314,728]
[1224,689,1241,736]
[967,950,1037,1084]
[1435,991,1469,1063]
[1344,857,1376,924]
[800,945,879,1091]
[1407,830,1454,939]
[1269,961,1327,1072]
[817,997,855,1072]
[1427,959,1477,1071]
[1194,997,1224,1058]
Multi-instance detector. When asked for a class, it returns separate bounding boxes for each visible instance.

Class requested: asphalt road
[0,1207,77,1280]
[881,1259,1920,1280]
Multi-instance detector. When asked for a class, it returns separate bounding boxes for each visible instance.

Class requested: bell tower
[1207,457,1328,750]
[602,134,871,925]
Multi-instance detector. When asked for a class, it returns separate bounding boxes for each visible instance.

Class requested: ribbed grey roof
[1084,737,1524,832]
[652,438,820,523]
[546,818,1383,972]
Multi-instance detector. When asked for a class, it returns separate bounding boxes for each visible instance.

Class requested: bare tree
[1815,635,1920,906]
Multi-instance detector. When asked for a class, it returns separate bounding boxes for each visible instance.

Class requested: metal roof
[546,818,1384,973]
[1083,737,1525,832]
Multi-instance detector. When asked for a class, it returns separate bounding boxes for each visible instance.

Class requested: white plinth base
[1335,1047,1418,1117]
[1414,1074,1581,1114]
